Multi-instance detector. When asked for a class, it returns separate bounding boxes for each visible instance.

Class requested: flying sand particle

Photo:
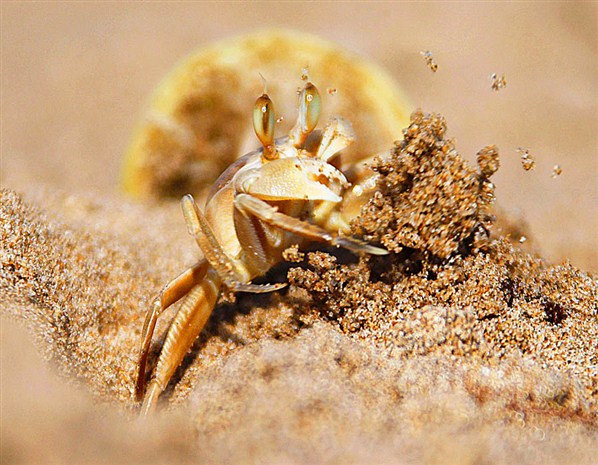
[420,50,438,72]
[517,147,536,171]
[551,164,562,178]
[491,73,507,91]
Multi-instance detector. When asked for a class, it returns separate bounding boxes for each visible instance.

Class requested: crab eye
[253,93,277,160]
[300,82,321,134]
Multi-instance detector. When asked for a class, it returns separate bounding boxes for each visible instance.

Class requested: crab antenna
[290,82,321,148]
[253,92,277,160]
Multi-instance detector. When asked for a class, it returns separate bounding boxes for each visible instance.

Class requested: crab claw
[236,157,347,202]
[316,117,355,161]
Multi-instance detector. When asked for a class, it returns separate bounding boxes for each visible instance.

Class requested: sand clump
[1,111,597,464]
[354,110,497,258]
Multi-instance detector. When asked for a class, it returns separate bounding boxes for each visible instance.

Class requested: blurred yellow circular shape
[122,29,412,200]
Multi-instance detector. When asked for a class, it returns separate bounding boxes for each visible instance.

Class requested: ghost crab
[135,80,389,415]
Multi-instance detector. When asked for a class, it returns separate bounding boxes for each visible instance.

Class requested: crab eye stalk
[291,82,321,148]
[253,93,277,160]
[300,82,321,134]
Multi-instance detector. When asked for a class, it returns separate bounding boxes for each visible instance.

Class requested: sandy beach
[1,4,597,464]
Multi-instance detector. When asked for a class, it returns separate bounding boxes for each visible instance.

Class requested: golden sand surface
[1,4,597,465]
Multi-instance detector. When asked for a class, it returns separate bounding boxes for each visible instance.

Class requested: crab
[135,81,388,415]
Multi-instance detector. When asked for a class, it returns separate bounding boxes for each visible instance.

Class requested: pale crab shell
[237,156,348,203]
[121,29,411,200]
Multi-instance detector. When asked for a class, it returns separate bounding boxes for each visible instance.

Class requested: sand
[2,5,597,465]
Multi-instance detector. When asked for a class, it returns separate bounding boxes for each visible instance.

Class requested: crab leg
[135,260,210,402]
[234,193,388,255]
[141,268,222,416]
[182,194,286,294]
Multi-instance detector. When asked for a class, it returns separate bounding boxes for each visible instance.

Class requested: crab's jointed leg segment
[182,195,249,285]
[140,268,222,417]
[135,260,210,402]
[182,194,286,294]
[234,193,388,256]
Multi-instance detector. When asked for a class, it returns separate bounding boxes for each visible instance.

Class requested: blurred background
[2,2,596,270]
